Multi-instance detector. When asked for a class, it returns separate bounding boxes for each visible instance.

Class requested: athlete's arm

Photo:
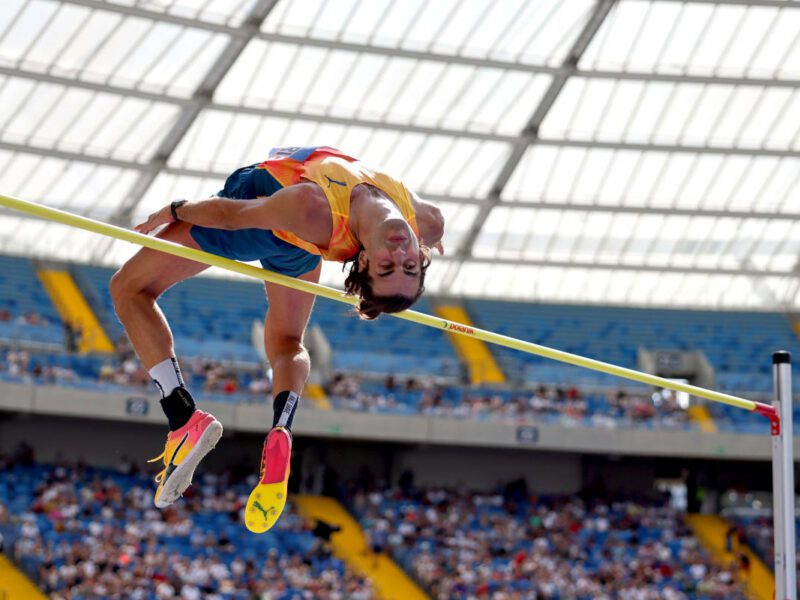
[409,189,445,255]
[134,183,327,238]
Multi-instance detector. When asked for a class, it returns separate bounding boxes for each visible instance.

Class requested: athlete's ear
[357,250,368,271]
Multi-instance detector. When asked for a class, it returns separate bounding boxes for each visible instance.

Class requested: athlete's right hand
[134,205,172,234]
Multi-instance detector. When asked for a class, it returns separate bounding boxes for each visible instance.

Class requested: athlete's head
[343,220,431,320]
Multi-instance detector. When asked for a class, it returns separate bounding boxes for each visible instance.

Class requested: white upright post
[772,350,796,600]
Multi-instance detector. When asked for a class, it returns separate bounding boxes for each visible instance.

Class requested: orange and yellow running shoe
[245,427,292,533]
[148,410,223,508]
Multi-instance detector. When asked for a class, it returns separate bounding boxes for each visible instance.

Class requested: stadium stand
[467,300,800,393]
[0,449,769,600]
[326,373,692,430]
[0,256,64,349]
[726,513,800,590]
[0,256,796,434]
[0,256,792,398]
[75,264,459,375]
[352,486,749,599]
[0,458,373,600]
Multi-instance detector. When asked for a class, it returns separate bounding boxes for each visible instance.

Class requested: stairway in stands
[0,555,47,599]
[434,303,506,384]
[294,495,429,600]
[37,268,114,353]
[686,514,774,600]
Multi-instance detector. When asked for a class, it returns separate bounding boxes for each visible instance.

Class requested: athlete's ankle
[149,357,186,398]
[161,386,196,431]
[272,391,299,432]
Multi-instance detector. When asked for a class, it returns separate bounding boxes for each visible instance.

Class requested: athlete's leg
[110,221,207,369]
[263,262,321,398]
[245,262,321,534]
[110,222,222,508]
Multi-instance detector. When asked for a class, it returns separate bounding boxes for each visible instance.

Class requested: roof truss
[1,0,799,310]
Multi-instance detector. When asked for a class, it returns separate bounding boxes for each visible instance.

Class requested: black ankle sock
[160,387,196,431]
[272,391,299,431]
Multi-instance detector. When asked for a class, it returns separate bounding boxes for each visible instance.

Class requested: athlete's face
[359,223,422,298]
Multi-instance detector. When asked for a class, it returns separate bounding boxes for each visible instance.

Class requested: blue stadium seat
[74,264,459,374]
[0,255,63,347]
[467,299,800,393]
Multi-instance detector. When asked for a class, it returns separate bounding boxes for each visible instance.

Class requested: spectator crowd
[0,454,372,600]
[353,486,747,600]
[327,372,690,429]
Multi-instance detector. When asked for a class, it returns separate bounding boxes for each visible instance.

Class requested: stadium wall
[0,412,782,499]
[0,382,792,461]
[392,445,582,493]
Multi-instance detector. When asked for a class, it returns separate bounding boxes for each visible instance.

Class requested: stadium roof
[0,0,799,310]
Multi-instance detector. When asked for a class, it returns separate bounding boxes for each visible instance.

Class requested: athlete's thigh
[264,263,322,344]
[114,222,209,298]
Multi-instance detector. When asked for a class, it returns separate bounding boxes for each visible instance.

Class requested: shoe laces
[147,441,168,484]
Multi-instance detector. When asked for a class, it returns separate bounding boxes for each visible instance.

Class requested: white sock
[148,357,185,398]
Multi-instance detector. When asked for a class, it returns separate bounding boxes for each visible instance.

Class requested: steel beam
[57,0,237,35]
[534,137,800,158]
[0,65,193,106]
[5,64,800,155]
[442,254,792,278]
[424,195,800,221]
[0,140,151,171]
[2,141,797,223]
[454,0,617,272]
[658,0,799,7]
[54,1,800,88]
[108,0,280,229]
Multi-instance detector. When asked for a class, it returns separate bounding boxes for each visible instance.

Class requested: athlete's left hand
[134,205,172,234]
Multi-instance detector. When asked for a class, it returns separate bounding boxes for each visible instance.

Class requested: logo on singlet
[325,175,347,188]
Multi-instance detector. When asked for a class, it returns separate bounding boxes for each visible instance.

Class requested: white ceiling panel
[450,261,794,310]
[263,0,595,65]
[582,1,800,80]
[0,0,798,309]
[0,215,127,262]
[108,0,259,27]
[543,78,800,149]
[0,76,181,162]
[0,150,139,218]
[168,110,511,198]
[217,41,552,135]
[504,146,800,216]
[1,0,230,97]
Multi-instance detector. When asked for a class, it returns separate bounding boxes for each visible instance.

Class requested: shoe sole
[245,429,291,534]
[155,420,223,508]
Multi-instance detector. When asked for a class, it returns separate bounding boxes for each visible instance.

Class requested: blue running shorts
[189,163,321,277]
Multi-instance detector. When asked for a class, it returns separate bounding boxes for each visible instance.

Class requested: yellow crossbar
[0,193,773,417]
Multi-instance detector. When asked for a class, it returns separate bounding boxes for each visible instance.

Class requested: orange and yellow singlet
[257,146,419,262]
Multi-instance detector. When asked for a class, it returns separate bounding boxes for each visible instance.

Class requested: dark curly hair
[343,246,432,320]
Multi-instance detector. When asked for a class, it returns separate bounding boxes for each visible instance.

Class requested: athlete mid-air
[110,146,444,532]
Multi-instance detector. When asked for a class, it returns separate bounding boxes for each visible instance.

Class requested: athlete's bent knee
[110,267,149,310]
[268,334,306,360]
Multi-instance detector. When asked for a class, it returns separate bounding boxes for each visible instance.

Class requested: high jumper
[109,145,445,533]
